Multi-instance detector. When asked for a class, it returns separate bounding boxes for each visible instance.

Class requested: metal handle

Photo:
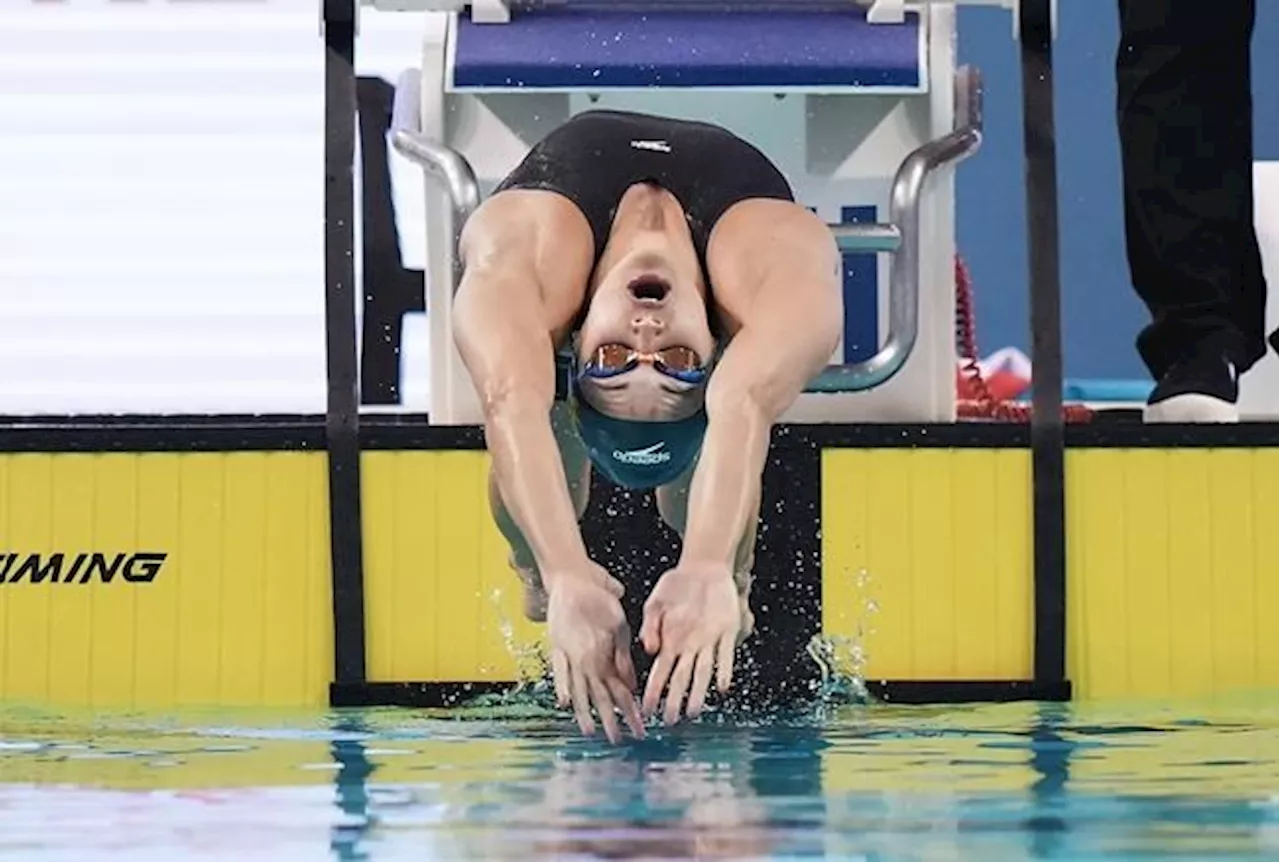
[806,64,983,393]
[390,68,481,281]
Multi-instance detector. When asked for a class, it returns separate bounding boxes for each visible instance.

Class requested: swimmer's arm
[679,214,842,571]
[452,264,591,583]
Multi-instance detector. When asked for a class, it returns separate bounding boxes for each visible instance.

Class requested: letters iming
[0,552,167,585]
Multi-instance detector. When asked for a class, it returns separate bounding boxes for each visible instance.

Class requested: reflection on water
[0,697,1275,861]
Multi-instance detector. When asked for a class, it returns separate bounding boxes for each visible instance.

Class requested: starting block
[378,1,1031,424]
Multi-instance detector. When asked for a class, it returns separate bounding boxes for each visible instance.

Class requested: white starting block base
[413,7,965,425]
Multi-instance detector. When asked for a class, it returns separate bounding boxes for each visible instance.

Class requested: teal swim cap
[571,392,706,491]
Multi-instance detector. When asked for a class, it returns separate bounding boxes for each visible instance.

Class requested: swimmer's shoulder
[463,188,593,265]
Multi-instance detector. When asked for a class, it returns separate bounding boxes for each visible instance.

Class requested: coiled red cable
[954,255,1094,423]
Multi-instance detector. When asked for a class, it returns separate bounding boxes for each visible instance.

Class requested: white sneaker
[1143,352,1240,424]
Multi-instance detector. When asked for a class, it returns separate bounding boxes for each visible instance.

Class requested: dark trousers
[1117,0,1268,379]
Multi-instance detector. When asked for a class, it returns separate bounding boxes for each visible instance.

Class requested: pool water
[0,692,1275,861]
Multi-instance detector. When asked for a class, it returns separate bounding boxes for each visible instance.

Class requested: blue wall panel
[955,3,1277,380]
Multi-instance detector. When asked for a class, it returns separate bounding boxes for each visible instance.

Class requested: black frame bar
[329,679,1073,708]
[1018,0,1068,688]
[323,0,368,688]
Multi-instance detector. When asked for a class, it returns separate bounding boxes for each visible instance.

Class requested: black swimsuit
[494,109,795,270]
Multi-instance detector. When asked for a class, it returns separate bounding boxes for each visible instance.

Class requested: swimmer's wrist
[539,556,599,591]
[669,557,735,582]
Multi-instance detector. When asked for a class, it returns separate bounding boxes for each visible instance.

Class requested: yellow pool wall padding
[360,451,544,684]
[1,445,1275,709]
[1064,448,1278,701]
[821,447,1278,701]
[0,452,332,709]
[0,451,540,710]
[821,449,1035,683]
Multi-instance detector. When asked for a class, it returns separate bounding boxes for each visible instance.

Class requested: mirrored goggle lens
[652,345,702,373]
[586,344,638,376]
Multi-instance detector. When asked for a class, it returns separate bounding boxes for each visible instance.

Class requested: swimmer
[453,109,841,742]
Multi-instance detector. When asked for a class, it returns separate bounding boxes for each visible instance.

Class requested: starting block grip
[361,0,1052,41]
[450,7,924,92]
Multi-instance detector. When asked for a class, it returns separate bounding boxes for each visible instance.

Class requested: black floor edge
[0,417,1274,452]
[865,679,1072,704]
[329,679,1072,709]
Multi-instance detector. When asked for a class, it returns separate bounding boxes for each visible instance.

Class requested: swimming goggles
[579,344,710,385]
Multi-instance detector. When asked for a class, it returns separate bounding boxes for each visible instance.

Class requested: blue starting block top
[448,9,925,92]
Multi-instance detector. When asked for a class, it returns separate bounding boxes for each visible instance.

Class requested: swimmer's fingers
[615,645,639,694]
[684,647,716,719]
[587,676,622,744]
[638,604,664,656]
[662,652,696,726]
[715,633,737,694]
[606,676,646,739]
[601,572,626,599]
[551,650,572,707]
[642,648,677,718]
[614,625,639,693]
[570,667,596,738]
[609,625,644,737]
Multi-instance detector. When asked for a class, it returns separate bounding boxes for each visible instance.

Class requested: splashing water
[805,635,869,707]
[805,567,878,711]
[458,569,883,724]
[492,587,550,686]
[450,589,560,716]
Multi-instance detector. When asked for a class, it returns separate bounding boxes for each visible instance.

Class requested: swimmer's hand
[639,563,741,725]
[545,566,646,744]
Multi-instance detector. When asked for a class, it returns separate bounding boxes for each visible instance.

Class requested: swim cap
[571,392,707,491]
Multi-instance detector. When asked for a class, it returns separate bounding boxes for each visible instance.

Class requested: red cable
[953,255,1094,423]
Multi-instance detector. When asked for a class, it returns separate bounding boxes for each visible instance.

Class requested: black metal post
[323,0,368,689]
[1018,0,1067,689]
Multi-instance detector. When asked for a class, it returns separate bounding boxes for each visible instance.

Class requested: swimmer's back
[494,110,795,263]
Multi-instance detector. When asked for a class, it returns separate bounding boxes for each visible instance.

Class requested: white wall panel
[0,1,430,415]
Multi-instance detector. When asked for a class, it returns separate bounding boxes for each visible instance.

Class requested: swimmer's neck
[611,182,683,236]
[599,184,701,281]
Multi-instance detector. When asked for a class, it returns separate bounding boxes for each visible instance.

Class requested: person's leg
[656,461,757,638]
[1116,0,1268,421]
[488,403,592,621]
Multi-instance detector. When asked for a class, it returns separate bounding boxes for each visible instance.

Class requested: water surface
[0,696,1275,860]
